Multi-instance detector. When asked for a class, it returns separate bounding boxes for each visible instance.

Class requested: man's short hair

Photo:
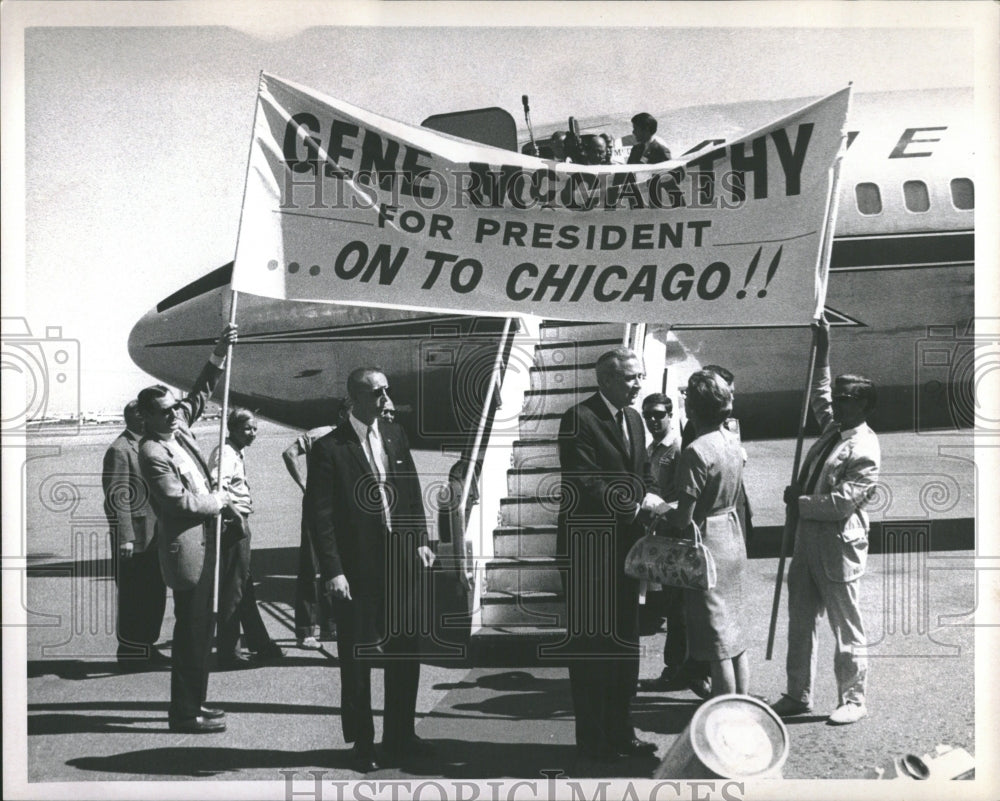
[836,374,877,412]
[227,407,255,433]
[686,370,733,427]
[642,392,673,415]
[347,366,385,400]
[123,399,140,419]
[631,112,658,134]
[702,364,735,387]
[136,384,172,415]
[596,347,638,381]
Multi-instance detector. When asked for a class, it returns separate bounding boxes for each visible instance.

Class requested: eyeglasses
[832,394,858,402]
[643,410,669,420]
[152,403,182,416]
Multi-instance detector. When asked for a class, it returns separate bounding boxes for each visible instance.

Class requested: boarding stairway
[471,320,634,660]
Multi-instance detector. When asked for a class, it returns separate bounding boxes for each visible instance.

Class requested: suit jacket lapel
[625,408,643,468]
[177,430,213,482]
[340,422,375,477]
[590,394,629,459]
[381,425,399,477]
[799,426,841,490]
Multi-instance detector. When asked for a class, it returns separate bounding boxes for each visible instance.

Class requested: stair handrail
[457,317,515,589]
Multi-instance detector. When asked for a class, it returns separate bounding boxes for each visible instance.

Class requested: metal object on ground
[654,694,789,780]
[870,745,975,780]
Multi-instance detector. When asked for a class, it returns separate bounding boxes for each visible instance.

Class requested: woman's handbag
[625,519,717,590]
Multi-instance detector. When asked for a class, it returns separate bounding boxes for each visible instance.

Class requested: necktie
[366,425,392,527]
[802,428,841,494]
[616,408,631,454]
[366,425,386,481]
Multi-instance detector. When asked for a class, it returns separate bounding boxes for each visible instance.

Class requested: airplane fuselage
[129,88,975,442]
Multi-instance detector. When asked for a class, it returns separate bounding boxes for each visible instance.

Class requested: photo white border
[3,2,998,799]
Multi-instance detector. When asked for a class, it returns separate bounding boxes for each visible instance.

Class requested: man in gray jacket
[102,399,166,668]
[138,324,237,733]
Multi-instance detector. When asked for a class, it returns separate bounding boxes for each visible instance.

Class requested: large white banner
[234,74,850,325]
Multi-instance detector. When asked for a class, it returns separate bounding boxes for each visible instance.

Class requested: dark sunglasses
[832,394,858,402]
[643,410,669,420]
[152,403,182,416]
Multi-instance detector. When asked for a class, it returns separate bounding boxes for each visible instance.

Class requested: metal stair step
[485,556,563,593]
[528,362,598,392]
[500,497,558,527]
[479,590,565,627]
[522,386,599,417]
[493,524,558,557]
[534,338,625,368]
[511,439,558,469]
[507,467,562,498]
[517,413,562,440]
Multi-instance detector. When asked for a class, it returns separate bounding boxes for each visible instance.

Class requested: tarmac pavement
[18,547,977,784]
[8,421,984,789]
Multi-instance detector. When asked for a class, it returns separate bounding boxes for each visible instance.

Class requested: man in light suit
[554,348,666,765]
[102,399,166,668]
[772,316,880,725]
[307,367,435,773]
[137,324,237,734]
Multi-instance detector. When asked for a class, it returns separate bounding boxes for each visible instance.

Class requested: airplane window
[903,180,930,212]
[855,182,882,215]
[950,178,974,210]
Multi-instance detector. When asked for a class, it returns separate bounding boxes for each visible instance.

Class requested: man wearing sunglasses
[636,393,687,693]
[306,367,435,773]
[771,315,880,726]
[137,324,238,734]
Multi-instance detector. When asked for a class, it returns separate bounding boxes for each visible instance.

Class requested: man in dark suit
[555,347,665,765]
[102,399,167,669]
[137,325,237,734]
[307,367,435,773]
[628,112,672,164]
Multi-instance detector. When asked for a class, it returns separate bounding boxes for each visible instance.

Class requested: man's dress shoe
[199,706,225,720]
[614,737,658,757]
[770,695,813,717]
[168,715,226,733]
[638,666,683,692]
[217,650,254,670]
[349,745,379,773]
[253,643,285,662]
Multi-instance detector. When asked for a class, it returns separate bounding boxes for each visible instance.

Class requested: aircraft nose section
[127,306,162,378]
[127,271,229,387]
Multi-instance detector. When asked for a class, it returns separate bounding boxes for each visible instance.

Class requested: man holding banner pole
[137,324,238,733]
[770,316,880,725]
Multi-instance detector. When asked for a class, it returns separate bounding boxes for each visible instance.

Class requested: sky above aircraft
[3,1,994,414]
